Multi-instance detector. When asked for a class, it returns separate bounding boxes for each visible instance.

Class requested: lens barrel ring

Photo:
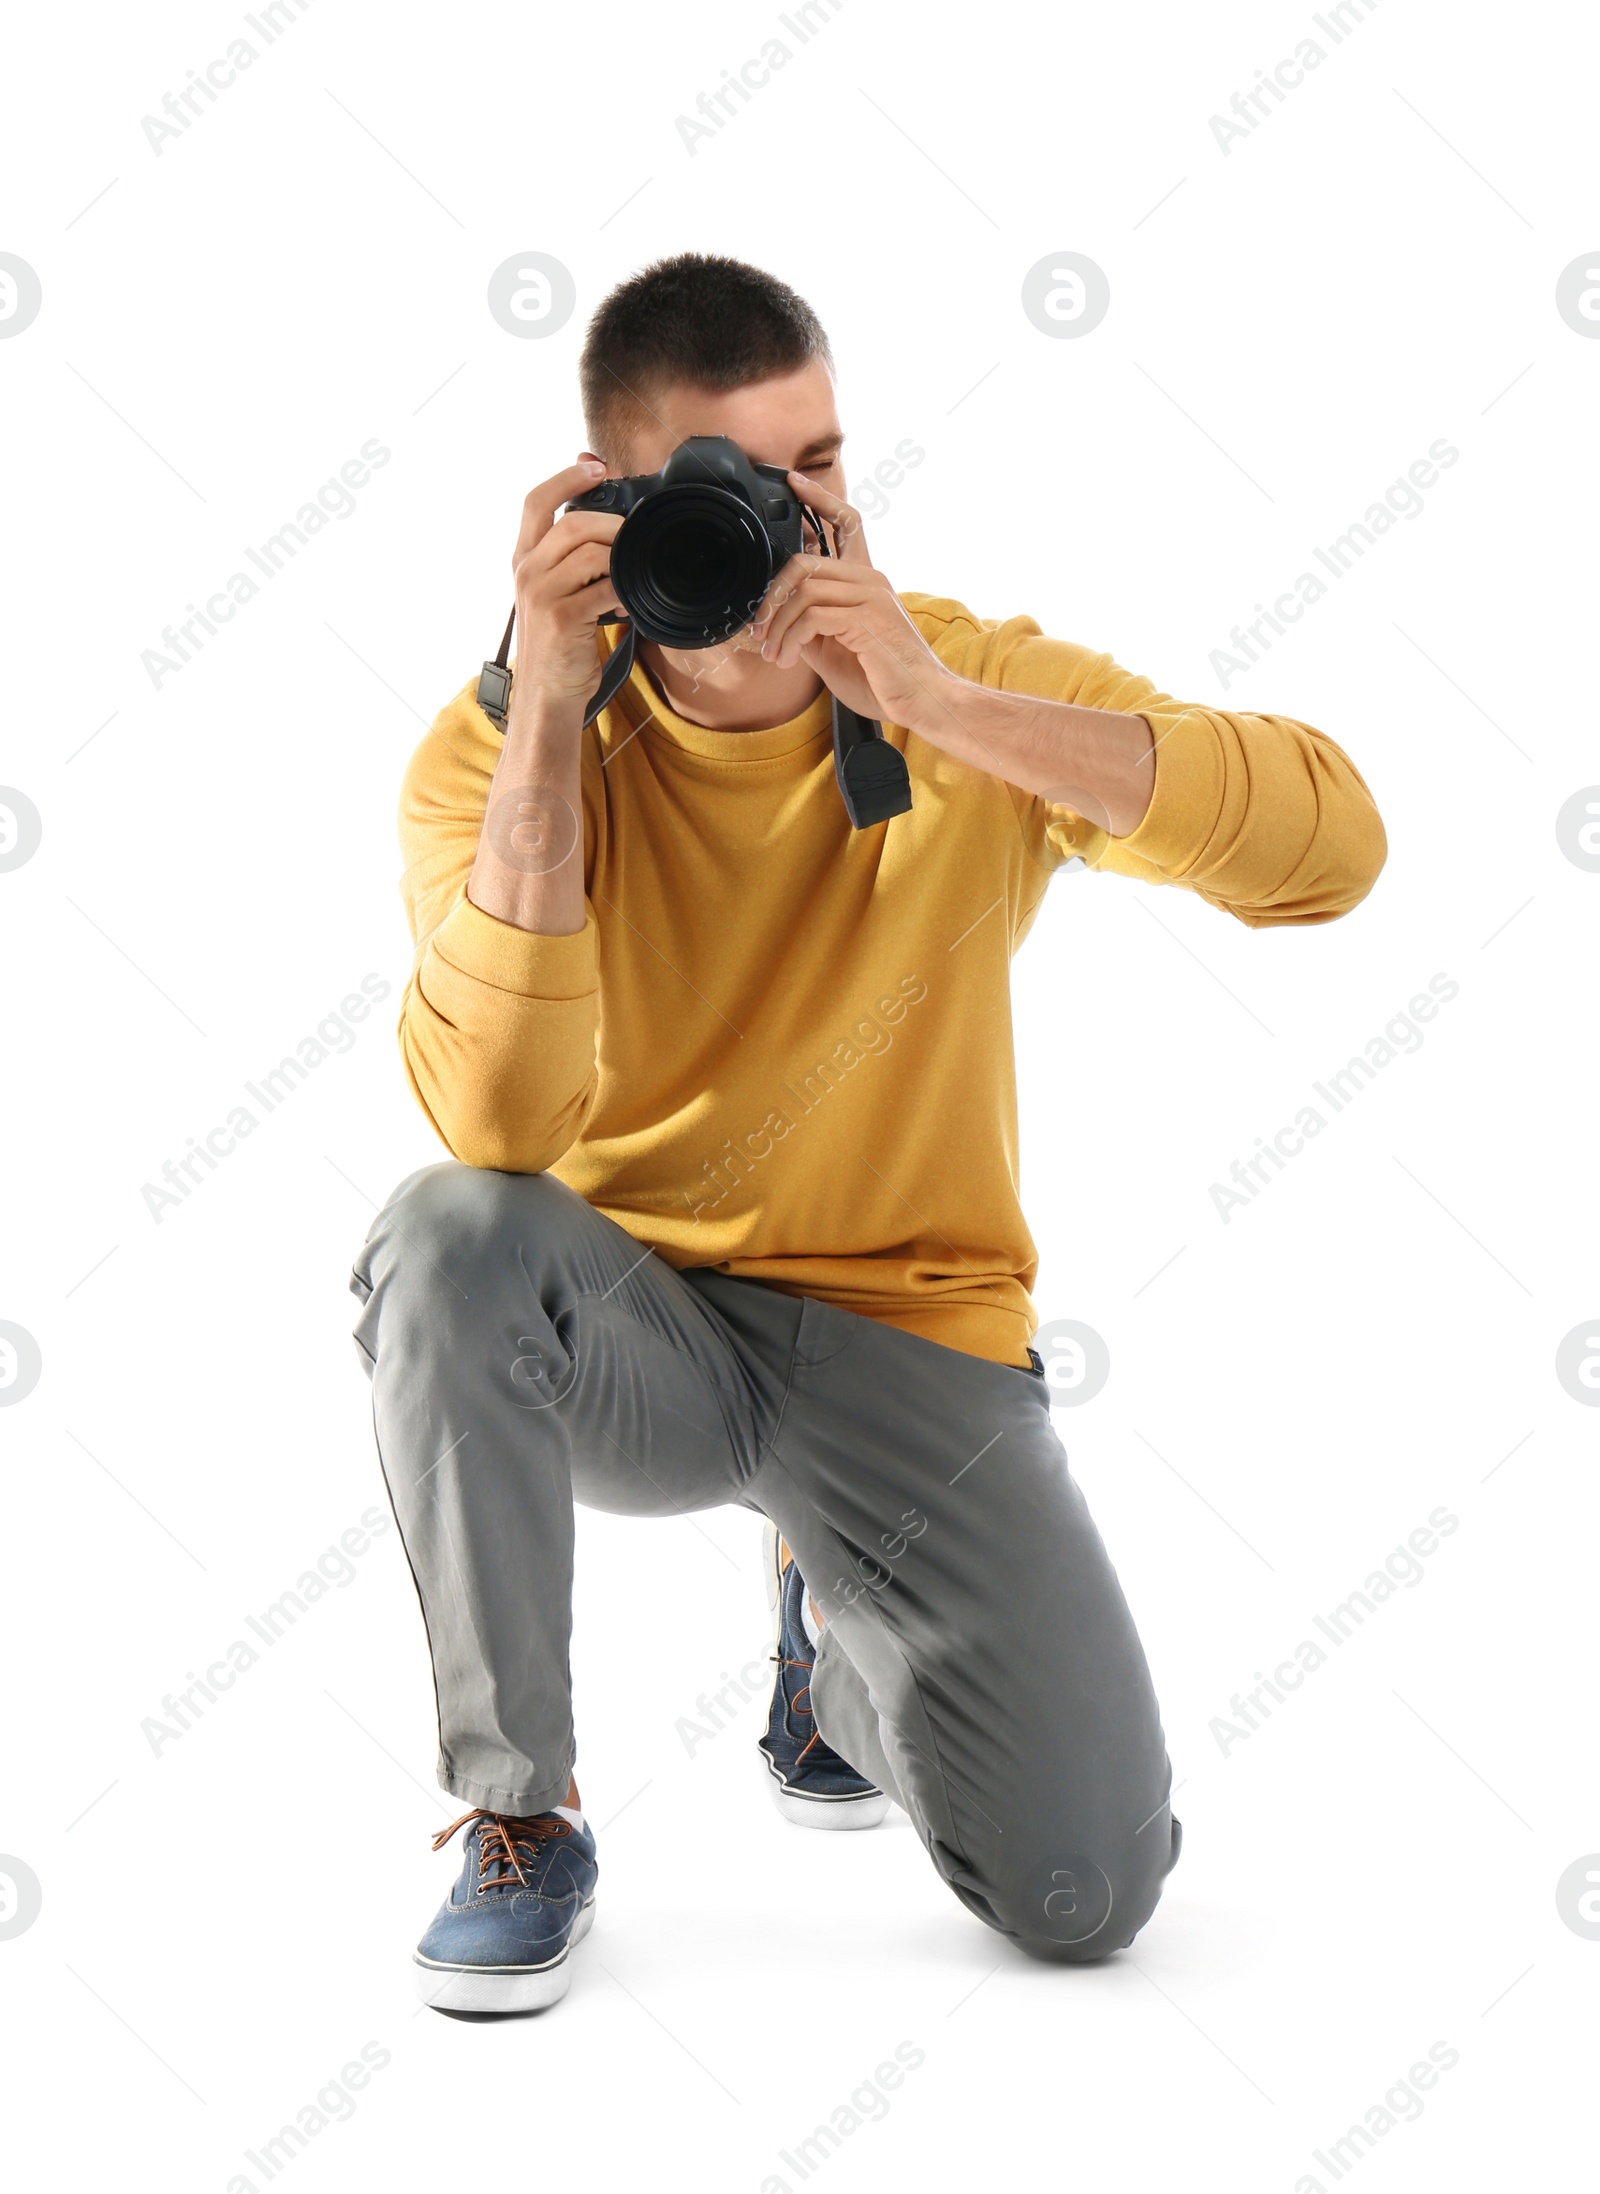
[609,482,776,648]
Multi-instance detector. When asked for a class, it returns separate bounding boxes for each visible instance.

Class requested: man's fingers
[788,470,872,565]
[559,571,624,626]
[749,551,819,628]
[757,565,887,658]
[768,604,855,666]
[755,561,873,620]
[522,524,620,589]
[513,460,613,563]
[514,572,623,664]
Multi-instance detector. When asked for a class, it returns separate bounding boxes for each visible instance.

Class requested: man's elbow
[1316,796,1388,921]
[1303,736,1389,921]
[1219,800,1389,929]
[425,1094,589,1177]
[400,1042,590,1177]
[432,1118,540,1173]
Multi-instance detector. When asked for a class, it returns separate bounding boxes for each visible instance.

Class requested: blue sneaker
[758,1524,890,1829]
[413,1808,598,2016]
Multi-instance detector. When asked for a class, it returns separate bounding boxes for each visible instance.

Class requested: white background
[2,0,1596,2186]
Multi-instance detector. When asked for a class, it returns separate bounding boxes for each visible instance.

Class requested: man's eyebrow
[791,433,844,465]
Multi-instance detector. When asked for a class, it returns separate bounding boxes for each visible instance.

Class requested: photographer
[350,251,1386,2017]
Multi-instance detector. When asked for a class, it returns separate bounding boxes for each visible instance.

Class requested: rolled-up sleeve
[395,682,600,1170]
[916,599,1388,927]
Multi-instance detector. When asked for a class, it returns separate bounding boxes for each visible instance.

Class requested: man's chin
[680,629,764,670]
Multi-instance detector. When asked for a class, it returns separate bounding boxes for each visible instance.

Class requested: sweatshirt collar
[595,620,833,763]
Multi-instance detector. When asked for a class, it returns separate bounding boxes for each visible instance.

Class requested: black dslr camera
[476,435,912,830]
[567,434,805,649]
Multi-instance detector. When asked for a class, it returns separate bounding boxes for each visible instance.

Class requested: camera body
[477,430,913,828]
[566,435,806,648]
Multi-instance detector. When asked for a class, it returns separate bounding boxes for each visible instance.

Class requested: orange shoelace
[432,1808,571,1888]
[772,1652,822,1765]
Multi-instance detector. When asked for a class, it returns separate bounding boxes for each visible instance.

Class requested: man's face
[584,353,847,663]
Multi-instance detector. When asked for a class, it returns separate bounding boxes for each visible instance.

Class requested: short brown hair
[579,252,834,468]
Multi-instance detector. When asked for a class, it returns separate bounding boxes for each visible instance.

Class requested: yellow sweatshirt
[396,596,1386,1367]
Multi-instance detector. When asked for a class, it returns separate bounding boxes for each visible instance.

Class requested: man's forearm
[466,690,587,935]
[907,669,1156,839]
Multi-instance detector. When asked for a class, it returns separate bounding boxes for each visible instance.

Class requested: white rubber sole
[760,1749,892,1830]
[412,1896,595,2015]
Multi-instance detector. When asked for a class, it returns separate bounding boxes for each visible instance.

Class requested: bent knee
[370,1161,580,1280]
[952,1815,1182,1964]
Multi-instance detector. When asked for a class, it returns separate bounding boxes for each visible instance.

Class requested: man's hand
[509,459,626,708]
[760,470,1156,837]
[750,472,960,734]
[467,458,621,939]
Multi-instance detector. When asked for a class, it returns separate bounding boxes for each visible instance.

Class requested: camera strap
[476,606,637,733]
[804,511,913,829]
[830,693,913,829]
[476,548,913,831]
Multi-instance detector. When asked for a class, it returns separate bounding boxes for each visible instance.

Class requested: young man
[350,253,1386,2016]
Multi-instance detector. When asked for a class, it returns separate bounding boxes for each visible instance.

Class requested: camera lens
[611,485,774,648]
[653,515,743,613]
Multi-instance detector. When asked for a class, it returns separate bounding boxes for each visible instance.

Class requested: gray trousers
[349,1161,1180,1960]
